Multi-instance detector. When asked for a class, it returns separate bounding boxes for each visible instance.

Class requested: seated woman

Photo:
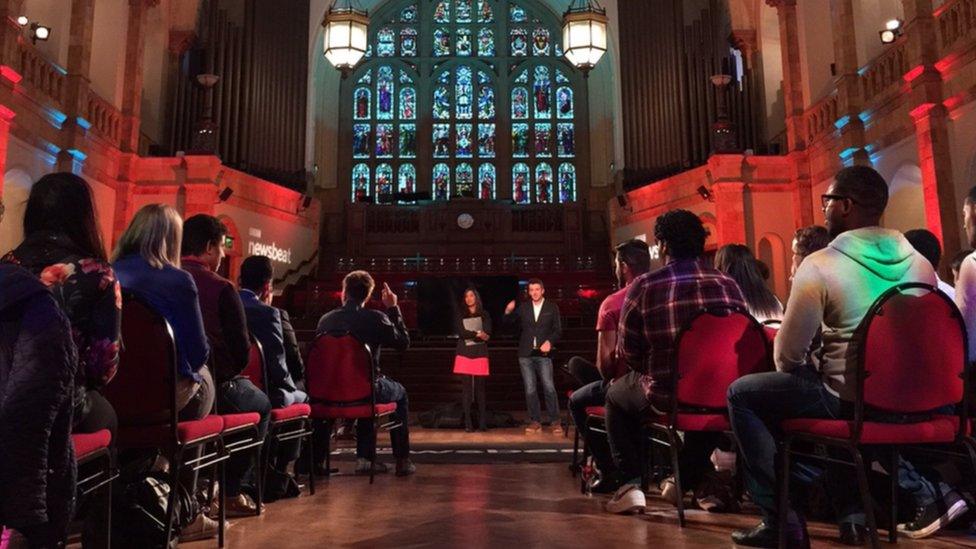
[714,244,784,323]
[112,204,212,419]
[2,172,120,439]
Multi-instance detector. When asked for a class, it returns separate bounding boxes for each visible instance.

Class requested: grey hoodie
[774,227,936,401]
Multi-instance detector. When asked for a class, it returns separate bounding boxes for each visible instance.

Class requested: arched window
[343,0,585,205]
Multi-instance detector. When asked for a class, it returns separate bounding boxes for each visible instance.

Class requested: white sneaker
[659,476,680,506]
[179,513,219,542]
[606,483,646,514]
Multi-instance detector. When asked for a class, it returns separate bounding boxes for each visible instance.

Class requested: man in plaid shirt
[598,210,746,511]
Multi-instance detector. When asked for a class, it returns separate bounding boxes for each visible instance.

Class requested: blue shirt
[113,254,210,381]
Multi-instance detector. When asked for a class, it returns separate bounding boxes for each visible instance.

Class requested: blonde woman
[112,204,212,418]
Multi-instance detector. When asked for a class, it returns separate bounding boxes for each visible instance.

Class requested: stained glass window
[347,0,581,204]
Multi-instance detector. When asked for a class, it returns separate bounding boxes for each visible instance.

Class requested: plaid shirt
[617,258,747,411]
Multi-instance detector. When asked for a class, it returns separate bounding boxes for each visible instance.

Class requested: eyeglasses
[821,193,854,210]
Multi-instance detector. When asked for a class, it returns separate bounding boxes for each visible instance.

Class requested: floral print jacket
[3,231,121,389]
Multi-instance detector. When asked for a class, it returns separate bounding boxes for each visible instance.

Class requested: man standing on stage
[505,278,562,435]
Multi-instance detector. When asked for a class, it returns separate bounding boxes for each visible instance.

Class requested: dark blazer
[455,310,492,359]
[278,308,304,384]
[315,302,410,374]
[505,299,562,358]
[0,264,76,545]
[240,290,305,407]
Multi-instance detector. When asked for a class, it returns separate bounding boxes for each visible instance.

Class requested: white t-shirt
[532,299,544,347]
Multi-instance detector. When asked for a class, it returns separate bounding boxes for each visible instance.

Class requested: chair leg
[579,434,590,494]
[851,447,881,549]
[370,418,378,485]
[889,448,898,543]
[254,430,264,517]
[103,472,112,549]
[219,444,226,548]
[639,428,649,494]
[668,429,685,527]
[306,422,316,494]
[778,439,792,549]
[164,449,182,548]
[324,420,332,478]
[571,427,580,477]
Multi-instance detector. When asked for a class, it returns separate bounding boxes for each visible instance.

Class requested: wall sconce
[879,19,902,44]
[29,22,50,44]
[697,185,714,202]
[217,187,234,202]
[15,15,28,27]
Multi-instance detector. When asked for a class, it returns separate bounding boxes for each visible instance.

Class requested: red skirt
[453,356,489,376]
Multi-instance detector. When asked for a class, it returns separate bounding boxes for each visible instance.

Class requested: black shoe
[589,471,626,495]
[838,522,866,546]
[897,490,969,539]
[464,425,474,433]
[731,520,809,549]
[395,458,417,477]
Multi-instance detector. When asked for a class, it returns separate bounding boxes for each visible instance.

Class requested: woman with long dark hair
[454,288,491,432]
[714,244,784,323]
[2,172,121,437]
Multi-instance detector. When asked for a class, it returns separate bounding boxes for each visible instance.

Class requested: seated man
[602,210,747,513]
[181,215,271,516]
[314,271,415,476]
[728,166,939,548]
[568,238,649,485]
[905,228,955,300]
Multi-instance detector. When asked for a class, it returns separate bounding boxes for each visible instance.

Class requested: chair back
[241,337,266,392]
[103,295,177,426]
[673,306,771,410]
[856,283,967,415]
[305,334,375,406]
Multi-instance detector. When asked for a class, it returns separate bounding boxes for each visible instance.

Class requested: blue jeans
[356,376,410,460]
[518,356,559,424]
[217,376,272,496]
[569,379,614,472]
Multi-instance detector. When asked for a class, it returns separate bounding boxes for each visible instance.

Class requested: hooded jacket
[0,263,77,544]
[774,227,936,401]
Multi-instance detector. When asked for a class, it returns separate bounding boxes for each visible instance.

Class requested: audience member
[181,215,270,516]
[314,271,415,476]
[905,228,954,299]
[568,239,650,487]
[957,187,976,359]
[790,225,831,280]
[279,307,305,387]
[112,204,212,419]
[951,248,972,285]
[454,288,492,432]
[715,244,783,323]
[602,210,747,514]
[2,172,120,440]
[505,278,563,435]
[728,166,938,547]
[0,259,77,547]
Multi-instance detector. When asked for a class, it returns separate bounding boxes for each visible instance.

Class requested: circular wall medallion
[457,213,475,229]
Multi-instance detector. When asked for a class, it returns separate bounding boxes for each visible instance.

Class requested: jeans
[356,376,411,460]
[518,356,559,424]
[566,355,603,386]
[605,371,718,485]
[570,379,613,471]
[217,376,272,497]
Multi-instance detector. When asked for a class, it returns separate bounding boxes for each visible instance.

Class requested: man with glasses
[728,166,936,547]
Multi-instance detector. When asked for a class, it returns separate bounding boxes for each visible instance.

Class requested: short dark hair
[832,165,888,216]
[615,239,651,276]
[181,214,227,257]
[24,172,106,261]
[343,270,375,303]
[966,185,976,205]
[793,225,831,258]
[904,228,942,269]
[952,249,972,274]
[527,278,544,288]
[654,210,707,260]
[240,255,274,292]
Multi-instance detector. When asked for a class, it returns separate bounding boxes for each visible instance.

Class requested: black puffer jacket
[0,264,76,546]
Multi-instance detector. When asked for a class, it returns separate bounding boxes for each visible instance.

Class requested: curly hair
[793,225,830,259]
[653,210,707,260]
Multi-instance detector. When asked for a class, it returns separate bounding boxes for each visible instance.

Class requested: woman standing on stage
[454,288,491,432]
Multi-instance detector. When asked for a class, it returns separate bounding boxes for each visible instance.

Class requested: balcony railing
[804,91,839,145]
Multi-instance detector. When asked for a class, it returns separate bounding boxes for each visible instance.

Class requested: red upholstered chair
[778,283,973,546]
[240,338,315,495]
[305,334,400,484]
[645,305,772,526]
[72,429,116,547]
[103,296,229,547]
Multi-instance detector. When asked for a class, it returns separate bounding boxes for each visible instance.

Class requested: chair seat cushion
[271,403,312,423]
[311,401,397,419]
[585,406,606,418]
[118,415,225,448]
[72,429,112,460]
[221,412,261,432]
[782,415,960,444]
[648,413,731,432]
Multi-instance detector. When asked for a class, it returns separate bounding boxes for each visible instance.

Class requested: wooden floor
[184,428,976,548]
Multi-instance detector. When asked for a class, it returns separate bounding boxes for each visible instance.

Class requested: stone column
[767,0,815,227]
[56,0,95,173]
[902,0,962,257]
[829,0,869,166]
[120,0,149,153]
[0,104,14,202]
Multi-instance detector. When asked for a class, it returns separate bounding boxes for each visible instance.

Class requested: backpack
[111,472,199,548]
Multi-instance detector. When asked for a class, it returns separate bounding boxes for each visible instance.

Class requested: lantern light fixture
[880,18,903,44]
[562,0,608,77]
[322,0,369,78]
